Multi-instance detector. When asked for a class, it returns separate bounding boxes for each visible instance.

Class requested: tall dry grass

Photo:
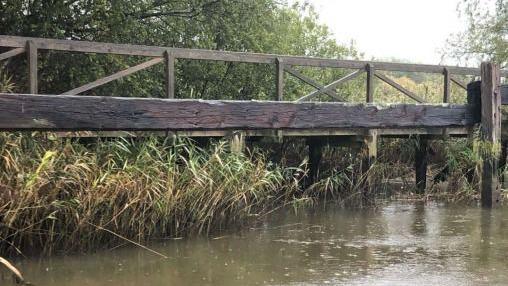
[0,133,303,255]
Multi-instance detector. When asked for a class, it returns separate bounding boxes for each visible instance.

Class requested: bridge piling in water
[480,62,501,207]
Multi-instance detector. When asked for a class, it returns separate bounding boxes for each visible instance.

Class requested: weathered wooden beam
[414,136,429,194]
[0,93,478,131]
[374,71,425,103]
[164,51,175,99]
[61,57,163,95]
[297,69,363,102]
[480,62,501,208]
[450,75,468,90]
[443,68,451,103]
[366,64,375,103]
[27,41,37,94]
[2,35,502,76]
[53,127,472,138]
[0,47,25,61]
[284,66,340,99]
[276,58,284,101]
[361,129,378,198]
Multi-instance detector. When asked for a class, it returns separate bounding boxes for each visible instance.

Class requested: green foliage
[447,0,507,66]
[0,69,15,93]
[0,0,358,99]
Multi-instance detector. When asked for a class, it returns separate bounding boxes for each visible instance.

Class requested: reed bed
[0,133,304,255]
[0,132,490,256]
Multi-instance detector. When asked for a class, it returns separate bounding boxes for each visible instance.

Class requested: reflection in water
[6,202,508,285]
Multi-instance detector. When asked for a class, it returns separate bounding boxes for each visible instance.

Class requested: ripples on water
[7,202,508,285]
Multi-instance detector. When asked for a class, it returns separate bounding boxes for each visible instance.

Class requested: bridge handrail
[1,35,507,102]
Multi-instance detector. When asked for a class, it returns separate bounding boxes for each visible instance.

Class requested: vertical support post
[443,68,451,103]
[366,63,375,103]
[480,62,501,208]
[276,58,284,101]
[27,41,37,94]
[230,131,245,154]
[361,130,378,199]
[164,50,175,99]
[363,130,378,169]
[415,136,429,194]
[307,137,323,186]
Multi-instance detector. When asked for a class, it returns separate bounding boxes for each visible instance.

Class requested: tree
[446,0,507,67]
[0,0,359,100]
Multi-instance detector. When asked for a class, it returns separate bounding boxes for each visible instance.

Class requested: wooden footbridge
[0,35,507,207]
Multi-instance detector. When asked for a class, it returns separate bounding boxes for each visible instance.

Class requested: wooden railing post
[443,67,450,103]
[480,62,501,208]
[164,50,175,99]
[366,63,374,103]
[276,58,284,101]
[27,41,37,94]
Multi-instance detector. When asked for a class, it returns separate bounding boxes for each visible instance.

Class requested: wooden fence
[2,35,506,103]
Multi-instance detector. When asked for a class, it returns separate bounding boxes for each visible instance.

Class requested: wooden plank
[284,65,340,99]
[375,71,425,103]
[27,41,37,94]
[54,127,472,138]
[61,57,163,95]
[450,75,468,90]
[0,47,25,61]
[414,136,428,194]
[2,35,506,76]
[164,51,175,99]
[276,58,284,101]
[297,69,363,102]
[443,68,450,103]
[0,93,478,131]
[366,64,375,103]
[480,62,501,208]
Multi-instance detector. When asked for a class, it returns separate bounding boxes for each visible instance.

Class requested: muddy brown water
[6,202,508,285]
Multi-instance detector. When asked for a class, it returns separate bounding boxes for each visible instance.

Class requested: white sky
[302,0,465,65]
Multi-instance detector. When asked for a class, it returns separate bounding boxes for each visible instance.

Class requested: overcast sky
[301,0,465,65]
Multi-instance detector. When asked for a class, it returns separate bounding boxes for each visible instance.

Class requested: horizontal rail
[1,35,506,76]
[0,93,477,131]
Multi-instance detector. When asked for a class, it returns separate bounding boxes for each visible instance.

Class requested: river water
[8,202,508,285]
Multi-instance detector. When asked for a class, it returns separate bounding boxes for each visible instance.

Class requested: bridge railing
[1,35,506,104]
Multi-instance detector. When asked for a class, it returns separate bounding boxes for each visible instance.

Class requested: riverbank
[0,133,488,256]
